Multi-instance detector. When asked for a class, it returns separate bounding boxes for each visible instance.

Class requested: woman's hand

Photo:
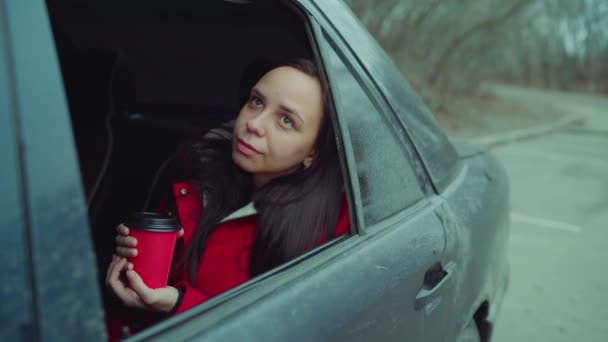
[105,255,180,312]
[114,223,184,258]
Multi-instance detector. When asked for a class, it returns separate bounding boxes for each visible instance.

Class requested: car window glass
[321,36,424,227]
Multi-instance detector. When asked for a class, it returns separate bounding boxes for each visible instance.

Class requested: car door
[1,0,106,340]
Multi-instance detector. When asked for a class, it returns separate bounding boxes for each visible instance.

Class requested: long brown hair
[182,58,343,281]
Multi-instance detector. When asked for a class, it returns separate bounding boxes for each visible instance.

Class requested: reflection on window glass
[323,39,423,226]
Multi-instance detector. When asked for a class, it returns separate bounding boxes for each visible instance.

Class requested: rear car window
[315,0,460,192]
[320,34,424,227]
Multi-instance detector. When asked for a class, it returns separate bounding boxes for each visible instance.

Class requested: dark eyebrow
[252,87,305,123]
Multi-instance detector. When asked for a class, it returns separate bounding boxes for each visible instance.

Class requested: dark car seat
[60,49,134,205]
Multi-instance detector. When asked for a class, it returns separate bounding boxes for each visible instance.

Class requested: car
[0,0,510,341]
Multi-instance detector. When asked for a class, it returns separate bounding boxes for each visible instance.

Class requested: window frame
[9,0,435,340]
[0,4,36,339]
[3,0,107,340]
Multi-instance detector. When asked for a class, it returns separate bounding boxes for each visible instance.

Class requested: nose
[246,111,266,137]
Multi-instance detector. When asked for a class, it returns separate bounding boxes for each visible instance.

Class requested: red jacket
[108,181,350,339]
[169,181,351,314]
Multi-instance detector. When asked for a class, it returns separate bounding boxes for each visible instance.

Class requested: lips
[236,138,262,156]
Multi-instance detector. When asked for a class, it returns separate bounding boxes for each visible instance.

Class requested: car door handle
[415,262,455,310]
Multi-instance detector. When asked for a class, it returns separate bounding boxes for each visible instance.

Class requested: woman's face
[232,66,324,188]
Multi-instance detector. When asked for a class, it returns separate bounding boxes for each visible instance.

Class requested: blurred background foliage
[344,0,608,112]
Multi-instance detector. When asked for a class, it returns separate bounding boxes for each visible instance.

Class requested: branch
[428,0,533,87]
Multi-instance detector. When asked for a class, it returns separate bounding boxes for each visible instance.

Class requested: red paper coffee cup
[124,212,180,289]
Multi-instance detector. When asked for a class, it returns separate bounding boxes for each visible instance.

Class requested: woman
[106,58,350,320]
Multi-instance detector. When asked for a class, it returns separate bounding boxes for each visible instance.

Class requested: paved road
[489,128,608,342]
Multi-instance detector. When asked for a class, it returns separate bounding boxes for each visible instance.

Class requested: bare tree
[427,0,532,87]
[344,0,608,95]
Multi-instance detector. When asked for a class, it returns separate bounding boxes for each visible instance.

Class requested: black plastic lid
[124,212,180,232]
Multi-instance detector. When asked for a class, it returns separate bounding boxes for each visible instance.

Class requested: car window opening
[45,0,352,339]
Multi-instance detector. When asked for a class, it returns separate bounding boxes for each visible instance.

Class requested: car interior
[45,0,320,329]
